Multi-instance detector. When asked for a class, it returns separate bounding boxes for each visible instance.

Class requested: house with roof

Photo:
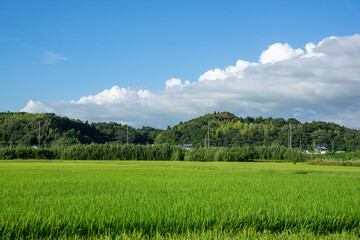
[314,146,328,154]
[179,144,193,150]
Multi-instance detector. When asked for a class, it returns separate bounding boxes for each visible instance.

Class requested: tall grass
[0,147,57,160]
[0,144,182,161]
[315,152,360,161]
[58,144,178,160]
[184,146,311,162]
[0,144,311,162]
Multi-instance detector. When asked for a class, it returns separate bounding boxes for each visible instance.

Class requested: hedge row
[0,144,310,162]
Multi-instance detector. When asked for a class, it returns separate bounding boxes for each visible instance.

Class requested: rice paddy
[1,160,360,239]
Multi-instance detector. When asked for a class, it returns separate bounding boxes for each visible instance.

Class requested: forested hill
[155,112,360,151]
[1,111,360,151]
[0,112,162,146]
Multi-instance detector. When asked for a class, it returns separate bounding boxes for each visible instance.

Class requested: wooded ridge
[1,111,359,151]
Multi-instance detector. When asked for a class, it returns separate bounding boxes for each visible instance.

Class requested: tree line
[0,112,161,146]
[155,112,360,151]
[0,144,310,162]
[1,111,360,151]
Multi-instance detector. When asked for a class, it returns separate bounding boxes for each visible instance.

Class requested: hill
[1,111,359,151]
[0,112,162,146]
[155,112,360,151]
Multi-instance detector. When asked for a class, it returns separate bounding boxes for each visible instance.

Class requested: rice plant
[0,161,359,239]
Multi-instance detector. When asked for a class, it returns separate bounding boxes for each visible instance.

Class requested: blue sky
[1,0,360,128]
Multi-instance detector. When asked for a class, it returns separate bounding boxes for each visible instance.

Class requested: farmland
[1,160,360,239]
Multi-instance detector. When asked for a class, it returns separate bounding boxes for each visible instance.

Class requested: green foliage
[0,144,312,162]
[314,151,360,161]
[0,112,162,146]
[170,148,185,161]
[0,144,185,161]
[58,144,183,161]
[0,145,312,162]
[184,148,218,162]
[308,151,360,166]
[58,128,82,145]
[182,146,311,162]
[308,159,360,167]
[216,149,237,162]
[2,111,360,153]
[0,147,58,160]
[155,112,360,152]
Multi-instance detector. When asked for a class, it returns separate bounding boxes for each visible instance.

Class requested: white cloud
[165,78,181,88]
[20,100,53,113]
[73,86,137,105]
[165,78,190,88]
[199,68,227,81]
[22,34,360,129]
[259,43,304,64]
[137,89,153,99]
[199,60,255,81]
[42,51,70,64]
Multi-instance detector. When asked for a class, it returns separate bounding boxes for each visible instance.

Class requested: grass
[308,159,360,167]
[0,160,360,239]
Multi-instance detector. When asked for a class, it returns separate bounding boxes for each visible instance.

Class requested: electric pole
[126,125,129,144]
[208,125,210,147]
[288,130,290,148]
[289,123,292,149]
[38,121,41,148]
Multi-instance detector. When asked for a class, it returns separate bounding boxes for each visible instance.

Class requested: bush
[0,147,59,160]
[170,149,184,161]
[0,145,311,162]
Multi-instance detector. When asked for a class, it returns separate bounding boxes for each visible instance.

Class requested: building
[179,144,193,150]
[314,146,328,154]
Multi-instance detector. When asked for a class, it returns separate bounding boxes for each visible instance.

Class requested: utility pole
[126,125,129,144]
[204,134,207,147]
[208,125,210,147]
[38,121,41,148]
[288,130,290,148]
[289,123,292,149]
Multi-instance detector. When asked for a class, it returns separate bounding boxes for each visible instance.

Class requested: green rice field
[1,160,360,239]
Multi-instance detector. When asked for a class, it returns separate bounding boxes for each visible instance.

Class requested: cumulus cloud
[199,60,255,81]
[22,34,360,129]
[73,86,136,105]
[165,78,190,89]
[259,43,304,64]
[20,100,53,113]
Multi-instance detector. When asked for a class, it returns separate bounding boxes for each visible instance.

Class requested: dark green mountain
[0,112,162,146]
[1,111,359,151]
[155,112,360,151]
